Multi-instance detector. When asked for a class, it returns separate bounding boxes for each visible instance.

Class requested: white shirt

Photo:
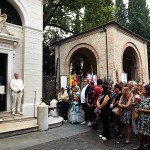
[80,85,88,103]
[10,78,24,95]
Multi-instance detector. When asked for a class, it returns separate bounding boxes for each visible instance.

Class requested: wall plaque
[0,86,5,94]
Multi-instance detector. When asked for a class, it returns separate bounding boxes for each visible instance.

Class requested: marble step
[0,116,63,138]
[0,112,35,124]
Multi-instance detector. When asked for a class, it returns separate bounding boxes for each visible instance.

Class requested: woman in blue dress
[68,86,83,123]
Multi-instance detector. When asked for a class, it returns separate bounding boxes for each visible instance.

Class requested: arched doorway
[123,46,140,81]
[0,0,22,26]
[69,47,97,87]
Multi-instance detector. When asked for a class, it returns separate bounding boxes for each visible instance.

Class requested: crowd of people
[57,79,150,150]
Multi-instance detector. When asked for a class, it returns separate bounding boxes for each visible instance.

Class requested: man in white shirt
[80,78,89,124]
[10,73,24,115]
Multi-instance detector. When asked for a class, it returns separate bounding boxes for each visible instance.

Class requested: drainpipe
[58,45,60,92]
[103,27,109,82]
[55,58,58,99]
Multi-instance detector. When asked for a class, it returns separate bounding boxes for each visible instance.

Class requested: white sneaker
[17,111,23,115]
[102,137,107,140]
[80,121,86,125]
[99,135,103,138]
[87,121,92,127]
[12,112,15,115]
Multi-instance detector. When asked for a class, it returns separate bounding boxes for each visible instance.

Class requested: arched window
[0,0,22,26]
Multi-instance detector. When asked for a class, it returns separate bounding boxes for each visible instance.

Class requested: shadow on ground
[22,123,140,150]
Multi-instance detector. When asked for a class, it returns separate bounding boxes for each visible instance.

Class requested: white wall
[1,0,43,116]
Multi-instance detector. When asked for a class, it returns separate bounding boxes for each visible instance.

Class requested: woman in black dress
[97,84,111,140]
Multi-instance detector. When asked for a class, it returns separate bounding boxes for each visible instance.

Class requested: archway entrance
[0,53,7,111]
[123,46,139,81]
[70,47,97,87]
[0,0,22,26]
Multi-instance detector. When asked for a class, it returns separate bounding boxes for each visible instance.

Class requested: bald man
[10,73,24,115]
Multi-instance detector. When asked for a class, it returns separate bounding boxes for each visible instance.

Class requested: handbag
[94,107,101,114]
[112,107,120,116]
[134,109,139,120]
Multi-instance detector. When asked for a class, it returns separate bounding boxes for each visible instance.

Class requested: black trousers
[100,113,111,140]
[87,106,96,122]
[58,101,69,120]
[82,103,88,122]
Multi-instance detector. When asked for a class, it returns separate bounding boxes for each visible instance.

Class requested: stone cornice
[0,33,19,45]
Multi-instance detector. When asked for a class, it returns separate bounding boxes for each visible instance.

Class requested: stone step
[0,112,35,124]
[0,115,35,123]
[0,116,63,139]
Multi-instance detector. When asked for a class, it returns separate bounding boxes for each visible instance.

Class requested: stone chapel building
[0,0,44,116]
[54,22,149,89]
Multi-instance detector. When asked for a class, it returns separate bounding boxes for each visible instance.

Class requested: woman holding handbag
[111,84,123,136]
[131,85,140,137]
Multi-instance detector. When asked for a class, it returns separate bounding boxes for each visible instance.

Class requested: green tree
[128,0,150,76]
[72,10,82,34]
[82,0,115,31]
[43,29,62,76]
[115,0,127,27]
[43,0,83,32]
[128,0,150,39]
[43,0,84,76]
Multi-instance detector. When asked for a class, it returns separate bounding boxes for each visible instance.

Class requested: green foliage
[128,0,150,39]
[128,0,150,76]
[82,0,115,31]
[43,29,62,76]
[43,0,83,32]
[115,0,127,27]
[72,10,82,34]
[43,0,84,76]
